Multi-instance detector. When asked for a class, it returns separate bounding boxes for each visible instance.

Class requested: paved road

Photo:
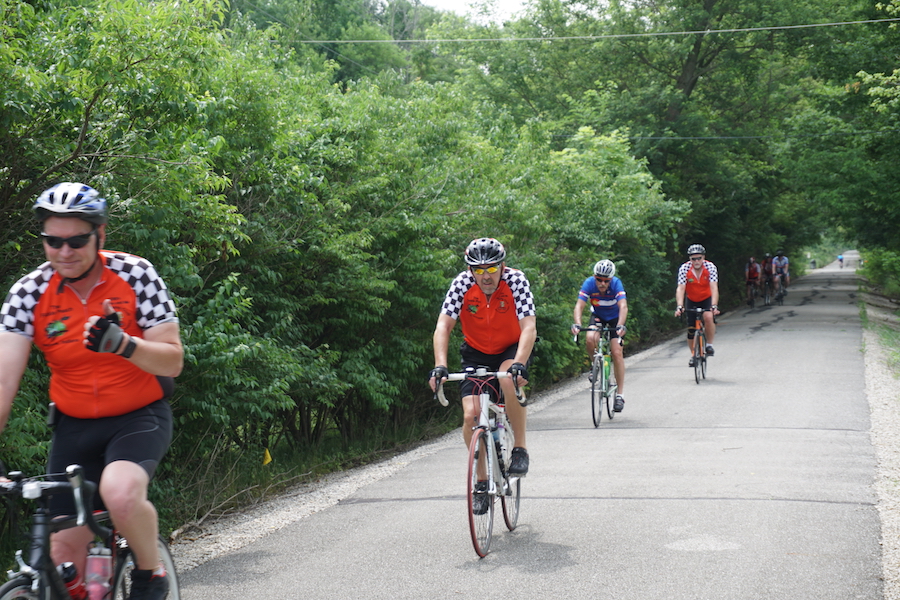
[180,254,880,599]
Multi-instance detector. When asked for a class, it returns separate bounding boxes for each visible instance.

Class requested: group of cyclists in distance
[744,251,791,306]
[0,182,773,578]
[428,239,731,484]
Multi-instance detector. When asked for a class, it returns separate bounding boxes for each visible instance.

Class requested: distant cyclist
[773,250,790,294]
[761,253,775,291]
[838,254,844,268]
[744,256,761,305]
[429,238,536,477]
[570,259,628,412]
[674,244,720,366]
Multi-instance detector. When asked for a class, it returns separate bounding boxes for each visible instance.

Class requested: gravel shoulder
[170,274,900,600]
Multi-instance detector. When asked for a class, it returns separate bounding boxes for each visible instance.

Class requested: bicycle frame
[0,465,180,600]
[1,466,114,600]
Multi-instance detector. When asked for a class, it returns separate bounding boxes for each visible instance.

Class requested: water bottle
[57,562,88,600]
[85,545,112,600]
[603,356,611,382]
[490,417,499,443]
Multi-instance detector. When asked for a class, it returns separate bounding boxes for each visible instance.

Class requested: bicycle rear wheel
[467,427,494,557]
[590,356,602,427]
[501,474,521,531]
[113,535,181,599]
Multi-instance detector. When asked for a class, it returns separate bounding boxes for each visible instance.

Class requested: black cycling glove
[508,362,528,381]
[429,365,449,383]
[86,313,124,353]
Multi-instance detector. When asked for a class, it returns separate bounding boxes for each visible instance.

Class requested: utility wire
[298,17,900,44]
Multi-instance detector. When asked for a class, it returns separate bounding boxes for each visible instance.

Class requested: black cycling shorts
[685,297,713,339]
[47,399,173,516]
[458,341,533,399]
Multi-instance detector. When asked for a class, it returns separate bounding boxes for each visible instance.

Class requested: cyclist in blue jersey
[773,250,790,294]
[570,259,628,412]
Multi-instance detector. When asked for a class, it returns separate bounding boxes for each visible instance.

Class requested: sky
[421,0,527,22]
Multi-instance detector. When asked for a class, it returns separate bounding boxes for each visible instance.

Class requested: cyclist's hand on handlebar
[508,362,529,386]
[84,300,124,353]
[675,305,684,317]
[570,323,582,336]
[428,365,449,393]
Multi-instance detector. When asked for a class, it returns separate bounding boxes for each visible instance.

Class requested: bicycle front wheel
[0,577,42,600]
[693,334,704,384]
[501,474,521,531]
[590,357,603,427]
[605,359,616,420]
[113,535,181,599]
[467,427,494,557]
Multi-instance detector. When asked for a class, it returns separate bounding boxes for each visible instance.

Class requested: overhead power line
[298,17,900,44]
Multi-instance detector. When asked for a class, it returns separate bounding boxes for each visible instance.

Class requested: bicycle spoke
[501,475,521,531]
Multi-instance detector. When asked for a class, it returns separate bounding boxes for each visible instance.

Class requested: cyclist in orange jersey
[674,244,721,366]
[0,183,182,600]
[429,238,536,476]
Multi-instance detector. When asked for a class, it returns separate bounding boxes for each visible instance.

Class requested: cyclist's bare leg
[100,460,161,570]
[611,337,625,395]
[499,358,526,450]
[461,394,481,449]
[461,394,488,479]
[703,311,715,345]
[585,330,599,365]
[51,525,93,575]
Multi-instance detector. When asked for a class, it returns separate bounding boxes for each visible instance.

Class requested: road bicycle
[436,367,525,557]
[762,276,774,306]
[774,274,786,305]
[684,307,712,384]
[745,280,759,308]
[573,325,621,427]
[0,463,180,600]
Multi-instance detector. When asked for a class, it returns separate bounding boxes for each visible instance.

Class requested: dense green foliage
[1,0,898,544]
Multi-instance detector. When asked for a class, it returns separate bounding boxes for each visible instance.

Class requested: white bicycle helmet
[686,243,706,256]
[464,238,507,266]
[33,182,108,225]
[593,259,616,278]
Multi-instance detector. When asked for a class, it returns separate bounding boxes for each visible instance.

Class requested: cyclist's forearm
[573,299,587,326]
[617,300,628,328]
[432,314,455,367]
[514,316,537,364]
[126,323,183,377]
[0,333,31,434]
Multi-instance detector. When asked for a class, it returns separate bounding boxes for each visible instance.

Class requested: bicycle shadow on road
[457,524,576,574]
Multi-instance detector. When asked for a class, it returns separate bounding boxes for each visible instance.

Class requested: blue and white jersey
[578,276,626,322]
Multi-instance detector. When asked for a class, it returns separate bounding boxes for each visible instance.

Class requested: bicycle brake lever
[66,465,88,527]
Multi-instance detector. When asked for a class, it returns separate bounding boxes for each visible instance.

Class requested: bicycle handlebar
[572,324,623,346]
[435,368,526,407]
[0,464,111,538]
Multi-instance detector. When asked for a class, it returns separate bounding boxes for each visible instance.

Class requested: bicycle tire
[590,356,602,428]
[113,535,181,599]
[605,359,615,420]
[764,282,771,306]
[467,428,494,557]
[694,331,704,384]
[501,474,521,531]
[0,578,42,600]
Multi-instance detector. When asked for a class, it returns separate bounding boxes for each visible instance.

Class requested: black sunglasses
[41,229,96,250]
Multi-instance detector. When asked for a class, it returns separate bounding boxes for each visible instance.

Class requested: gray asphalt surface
[180,257,880,599]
